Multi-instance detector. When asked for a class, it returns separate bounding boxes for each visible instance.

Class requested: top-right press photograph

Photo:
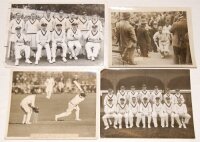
[110,8,196,68]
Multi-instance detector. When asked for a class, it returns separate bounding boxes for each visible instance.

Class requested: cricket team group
[102,85,191,129]
[9,10,103,66]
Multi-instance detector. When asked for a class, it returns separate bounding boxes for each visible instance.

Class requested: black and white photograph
[110,8,196,67]
[7,71,96,139]
[4,3,105,66]
[100,69,195,138]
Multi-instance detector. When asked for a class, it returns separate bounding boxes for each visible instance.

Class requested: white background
[0,0,200,141]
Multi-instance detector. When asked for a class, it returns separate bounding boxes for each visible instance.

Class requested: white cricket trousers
[174,113,191,125]
[85,42,101,59]
[117,113,129,127]
[68,40,82,57]
[102,113,118,127]
[152,111,165,127]
[20,103,32,124]
[15,44,30,60]
[128,112,141,127]
[51,42,68,58]
[36,43,51,61]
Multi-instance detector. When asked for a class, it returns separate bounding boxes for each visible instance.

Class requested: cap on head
[155,97,160,100]
[166,97,170,100]
[92,25,98,28]
[72,22,78,26]
[120,98,125,101]
[59,10,64,13]
[80,92,86,97]
[122,12,130,20]
[83,12,87,15]
[143,97,148,100]
[15,26,21,31]
[108,98,113,102]
[175,89,180,92]
[41,23,47,27]
[56,23,62,27]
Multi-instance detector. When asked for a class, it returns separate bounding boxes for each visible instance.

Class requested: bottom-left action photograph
[6,70,97,139]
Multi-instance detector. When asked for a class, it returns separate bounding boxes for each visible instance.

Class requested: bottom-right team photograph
[100,69,195,138]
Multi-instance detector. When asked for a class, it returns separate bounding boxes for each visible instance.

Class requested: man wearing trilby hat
[115,12,137,65]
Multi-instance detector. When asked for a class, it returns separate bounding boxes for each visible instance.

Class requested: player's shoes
[179,124,182,128]
[129,125,133,128]
[35,60,39,65]
[119,125,122,129]
[48,60,53,64]
[126,125,129,128]
[25,59,32,64]
[52,58,56,63]
[75,118,82,121]
[113,125,118,129]
[166,124,168,127]
[148,124,151,128]
[74,56,78,60]
[154,124,158,128]
[91,57,95,61]
[104,126,109,130]
[143,125,146,128]
[183,123,187,129]
[55,115,58,121]
[171,124,174,128]
[15,60,19,66]
[26,122,32,125]
[62,57,67,62]
[136,124,140,128]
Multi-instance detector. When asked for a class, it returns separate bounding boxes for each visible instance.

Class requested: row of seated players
[102,85,191,129]
[11,21,103,65]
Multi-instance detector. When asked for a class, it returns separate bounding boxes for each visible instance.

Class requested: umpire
[115,12,137,65]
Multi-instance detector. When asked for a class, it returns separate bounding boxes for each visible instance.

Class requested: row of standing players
[9,11,103,65]
[102,85,191,129]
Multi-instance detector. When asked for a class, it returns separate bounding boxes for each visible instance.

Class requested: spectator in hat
[170,12,188,64]
[115,12,137,65]
[35,23,52,64]
[51,23,68,63]
[11,26,32,66]
[67,21,82,60]
[85,24,103,61]
[136,18,151,57]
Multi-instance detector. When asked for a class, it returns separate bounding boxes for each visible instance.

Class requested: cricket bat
[73,80,84,92]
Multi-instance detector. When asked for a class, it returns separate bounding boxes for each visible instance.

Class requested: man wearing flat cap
[67,21,82,60]
[51,23,68,63]
[115,12,137,65]
[35,23,52,64]
[136,18,151,57]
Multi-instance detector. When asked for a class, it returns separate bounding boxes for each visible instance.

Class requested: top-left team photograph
[4,3,105,67]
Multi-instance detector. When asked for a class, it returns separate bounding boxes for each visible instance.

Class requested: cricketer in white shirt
[84,25,103,61]
[55,93,86,121]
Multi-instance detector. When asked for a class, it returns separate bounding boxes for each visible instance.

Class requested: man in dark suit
[170,12,188,64]
[115,12,137,65]
[137,19,151,57]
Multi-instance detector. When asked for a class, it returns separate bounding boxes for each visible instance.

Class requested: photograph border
[108,7,196,68]
[5,68,99,140]
[3,0,107,68]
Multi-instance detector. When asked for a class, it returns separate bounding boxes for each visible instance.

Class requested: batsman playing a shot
[55,92,86,121]
[20,87,39,124]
